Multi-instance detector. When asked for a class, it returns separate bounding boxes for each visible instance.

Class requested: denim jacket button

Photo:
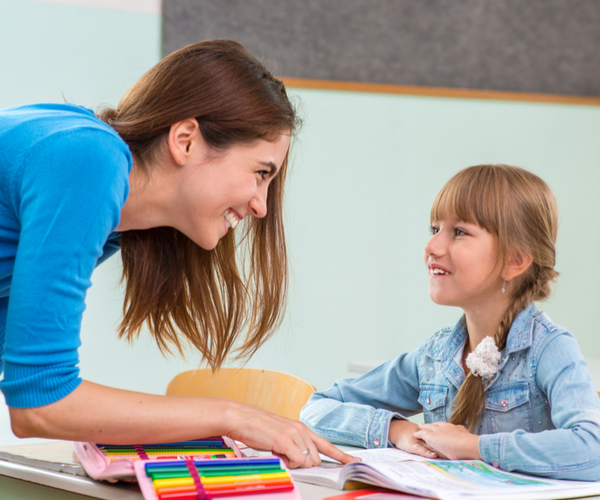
[492,462,499,468]
[501,399,508,407]
[373,439,380,446]
[427,397,431,405]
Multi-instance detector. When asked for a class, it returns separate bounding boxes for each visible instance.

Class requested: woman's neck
[117,158,177,232]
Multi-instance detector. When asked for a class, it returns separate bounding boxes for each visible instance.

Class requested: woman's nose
[248,188,268,218]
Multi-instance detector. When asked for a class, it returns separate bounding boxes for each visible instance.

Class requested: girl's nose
[424,233,443,257]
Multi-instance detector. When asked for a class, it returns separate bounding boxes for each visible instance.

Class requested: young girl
[300,164,600,480]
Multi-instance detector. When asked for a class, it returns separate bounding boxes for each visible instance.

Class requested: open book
[290,448,600,500]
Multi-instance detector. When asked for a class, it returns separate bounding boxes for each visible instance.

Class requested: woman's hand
[9,381,357,470]
[413,422,481,460]
[388,419,438,458]
[224,401,359,468]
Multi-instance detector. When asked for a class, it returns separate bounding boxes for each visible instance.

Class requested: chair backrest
[166,368,316,420]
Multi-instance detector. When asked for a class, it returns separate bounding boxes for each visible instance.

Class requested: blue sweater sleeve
[1,127,130,408]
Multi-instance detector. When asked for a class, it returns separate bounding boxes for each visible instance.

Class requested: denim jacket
[300,304,600,480]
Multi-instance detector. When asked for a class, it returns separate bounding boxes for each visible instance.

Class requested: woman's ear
[504,249,534,281]
[167,118,204,166]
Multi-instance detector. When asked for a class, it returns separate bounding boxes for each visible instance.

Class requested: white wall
[1,0,600,448]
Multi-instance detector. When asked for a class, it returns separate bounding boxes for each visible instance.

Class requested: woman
[0,40,353,468]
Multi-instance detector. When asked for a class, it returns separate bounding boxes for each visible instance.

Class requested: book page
[290,462,345,488]
[320,447,429,464]
[348,461,600,500]
[297,455,600,499]
[347,448,430,463]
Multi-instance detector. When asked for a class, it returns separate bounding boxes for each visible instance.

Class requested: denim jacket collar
[433,303,540,390]
[504,302,538,353]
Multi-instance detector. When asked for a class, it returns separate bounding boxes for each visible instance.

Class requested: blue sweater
[0,103,132,408]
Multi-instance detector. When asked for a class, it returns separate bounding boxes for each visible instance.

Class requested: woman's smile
[224,208,241,230]
[174,132,290,250]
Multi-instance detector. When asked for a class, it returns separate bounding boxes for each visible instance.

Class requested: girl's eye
[455,228,467,236]
[429,226,439,235]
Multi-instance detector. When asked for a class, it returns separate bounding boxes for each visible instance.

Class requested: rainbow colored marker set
[97,438,237,463]
[134,457,299,500]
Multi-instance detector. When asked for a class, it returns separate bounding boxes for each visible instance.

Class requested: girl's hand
[389,419,438,459]
[413,422,481,460]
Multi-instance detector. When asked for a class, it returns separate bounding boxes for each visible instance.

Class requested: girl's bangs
[430,167,502,235]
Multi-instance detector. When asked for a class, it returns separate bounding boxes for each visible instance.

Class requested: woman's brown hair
[98,40,299,369]
[430,164,559,431]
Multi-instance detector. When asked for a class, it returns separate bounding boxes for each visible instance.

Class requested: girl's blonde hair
[430,164,559,431]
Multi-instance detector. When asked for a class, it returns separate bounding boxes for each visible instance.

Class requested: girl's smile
[429,263,450,276]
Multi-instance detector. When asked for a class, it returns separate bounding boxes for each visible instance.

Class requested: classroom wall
[1,0,600,447]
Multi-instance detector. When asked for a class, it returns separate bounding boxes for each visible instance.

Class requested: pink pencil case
[74,437,242,483]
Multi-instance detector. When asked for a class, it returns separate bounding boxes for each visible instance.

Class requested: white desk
[4,441,600,500]
[0,440,341,500]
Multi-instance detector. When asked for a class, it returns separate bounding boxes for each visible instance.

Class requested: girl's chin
[429,293,458,307]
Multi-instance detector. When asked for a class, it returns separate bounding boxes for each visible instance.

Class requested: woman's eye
[257,170,269,180]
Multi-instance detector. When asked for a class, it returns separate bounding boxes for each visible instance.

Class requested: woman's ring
[302,449,310,456]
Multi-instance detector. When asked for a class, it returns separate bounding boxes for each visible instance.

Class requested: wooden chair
[166,368,316,420]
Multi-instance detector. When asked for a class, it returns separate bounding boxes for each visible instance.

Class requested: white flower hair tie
[465,336,501,380]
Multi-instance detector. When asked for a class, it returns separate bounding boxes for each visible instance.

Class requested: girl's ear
[167,118,204,166]
[504,249,534,281]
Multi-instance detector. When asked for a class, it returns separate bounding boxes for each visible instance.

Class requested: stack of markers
[139,457,295,499]
[98,438,237,463]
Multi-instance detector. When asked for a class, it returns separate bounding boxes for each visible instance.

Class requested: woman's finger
[313,433,360,464]
[271,451,291,469]
[303,436,321,467]
[280,440,310,469]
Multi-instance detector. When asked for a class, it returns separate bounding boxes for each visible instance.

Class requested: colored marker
[157,483,294,500]
[99,439,225,447]
[147,464,283,477]
[152,471,289,489]
[145,458,279,471]
[155,477,291,495]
